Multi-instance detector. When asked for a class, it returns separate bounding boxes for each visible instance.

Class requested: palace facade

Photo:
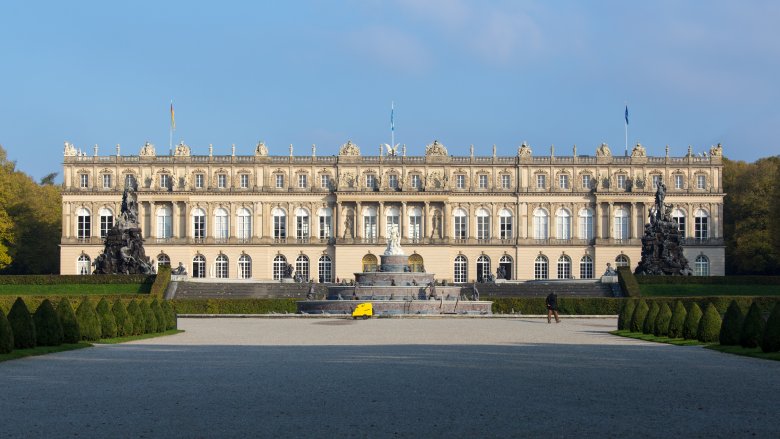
[60,140,726,281]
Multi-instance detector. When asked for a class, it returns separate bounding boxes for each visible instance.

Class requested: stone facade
[61,141,726,281]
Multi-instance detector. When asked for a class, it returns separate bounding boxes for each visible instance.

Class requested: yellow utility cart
[352,302,373,319]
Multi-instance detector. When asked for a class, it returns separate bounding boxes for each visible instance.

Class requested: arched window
[317,207,332,240]
[157,253,170,269]
[672,208,686,238]
[363,206,377,241]
[695,255,710,276]
[556,208,571,240]
[408,254,424,273]
[694,209,709,240]
[613,207,629,240]
[499,255,512,280]
[156,205,172,239]
[238,254,252,279]
[454,255,467,283]
[296,255,310,281]
[453,208,468,240]
[476,255,491,282]
[534,255,549,279]
[362,253,378,272]
[476,208,490,241]
[615,254,630,268]
[77,207,91,240]
[215,254,229,278]
[273,255,287,280]
[296,208,310,242]
[557,255,572,279]
[98,207,114,239]
[533,209,549,240]
[578,208,594,240]
[580,255,594,279]
[385,206,400,237]
[318,255,333,283]
[272,208,287,241]
[408,206,422,241]
[192,254,206,278]
[499,208,513,240]
[237,208,252,241]
[77,254,91,275]
[192,208,206,240]
[214,208,229,241]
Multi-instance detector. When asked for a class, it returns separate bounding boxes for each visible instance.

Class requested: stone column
[443,202,451,239]
[356,201,363,239]
[185,203,193,239]
[335,201,343,239]
[378,201,385,240]
[229,202,237,239]
[594,202,602,239]
[607,202,614,239]
[64,202,72,239]
[630,202,637,239]
[138,202,147,238]
[518,202,526,239]
[492,204,500,240]
[423,201,430,239]
[172,202,180,239]
[686,202,693,238]
[401,201,407,238]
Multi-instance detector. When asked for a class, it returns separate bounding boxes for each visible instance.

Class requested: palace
[60,139,725,281]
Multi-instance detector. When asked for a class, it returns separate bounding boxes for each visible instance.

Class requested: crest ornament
[517,142,532,158]
[425,140,448,156]
[631,143,647,157]
[255,141,268,156]
[174,141,191,157]
[139,142,156,157]
[596,143,612,157]
[338,140,361,156]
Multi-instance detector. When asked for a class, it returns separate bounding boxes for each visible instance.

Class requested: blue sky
[1,0,778,180]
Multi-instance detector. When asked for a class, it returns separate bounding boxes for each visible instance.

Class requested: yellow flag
[170,102,176,131]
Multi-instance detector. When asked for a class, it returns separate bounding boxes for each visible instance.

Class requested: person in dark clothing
[545,292,560,324]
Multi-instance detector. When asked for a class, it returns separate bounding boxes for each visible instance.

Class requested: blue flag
[625,105,629,125]
[391,102,394,132]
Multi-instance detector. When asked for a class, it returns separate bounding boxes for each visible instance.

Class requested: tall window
[672,208,686,238]
[582,174,591,189]
[697,175,706,189]
[318,208,332,240]
[320,174,330,189]
[385,207,400,237]
[156,205,172,239]
[614,207,629,240]
[195,173,204,189]
[296,208,310,241]
[674,174,684,189]
[363,206,377,240]
[559,174,569,189]
[160,174,171,190]
[77,207,91,240]
[501,174,510,189]
[102,174,112,189]
[499,208,512,240]
[77,254,91,275]
[533,209,548,240]
[272,208,287,240]
[237,208,252,241]
[296,255,310,281]
[124,174,136,189]
[499,255,512,280]
[192,255,206,278]
[275,174,284,188]
[695,255,709,276]
[694,209,709,239]
[615,254,630,268]
[238,254,252,279]
[557,255,572,279]
[99,207,113,238]
[192,208,206,240]
[273,255,287,280]
[476,255,490,283]
[214,208,229,241]
[454,255,467,283]
[556,209,571,240]
[578,208,594,240]
[408,207,422,241]
[453,208,467,240]
[318,255,333,283]
[476,208,490,240]
[240,174,249,188]
[617,174,626,190]
[536,174,546,189]
[215,254,228,278]
[217,174,227,188]
[580,255,594,279]
[456,174,465,189]
[478,175,488,189]
[298,174,308,188]
[80,174,89,188]
[366,174,376,189]
[388,174,398,189]
[410,174,420,189]
[534,255,549,279]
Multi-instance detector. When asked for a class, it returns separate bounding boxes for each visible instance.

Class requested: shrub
[667,301,687,338]
[111,299,133,336]
[618,299,637,330]
[150,299,165,332]
[629,300,649,333]
[160,300,177,330]
[0,309,13,354]
[150,266,171,298]
[760,302,780,353]
[140,300,157,333]
[95,298,118,339]
[75,298,101,341]
[682,303,703,340]
[697,303,722,343]
[740,302,766,348]
[654,303,673,337]
[33,299,64,346]
[126,300,145,335]
[56,298,80,343]
[172,298,301,315]
[8,297,36,349]
[719,300,744,346]
[643,302,660,334]
[618,267,641,297]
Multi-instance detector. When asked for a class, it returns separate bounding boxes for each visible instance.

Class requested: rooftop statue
[338,140,361,156]
[425,140,448,156]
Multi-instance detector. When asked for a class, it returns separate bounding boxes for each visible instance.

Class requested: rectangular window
[102,174,111,189]
[559,174,569,189]
[478,175,488,189]
[157,214,172,239]
[536,174,546,189]
[217,174,227,188]
[697,175,706,189]
[298,174,308,189]
[456,175,465,189]
[389,174,398,189]
[500,216,512,239]
[319,215,332,239]
[195,174,204,189]
[100,215,113,238]
[215,216,228,240]
[409,215,421,240]
[617,175,626,189]
[614,217,629,240]
[579,214,593,240]
[237,216,251,240]
[321,174,330,189]
[411,175,420,188]
[695,217,708,239]
[364,215,377,239]
[193,216,205,239]
[501,175,510,189]
[297,215,309,239]
[582,174,591,189]
[652,175,662,189]
[160,174,171,189]
[273,216,286,239]
[675,175,684,189]
[80,174,89,188]
[674,216,686,239]
[454,217,467,239]
[366,175,376,189]
[386,215,399,237]
[476,216,489,240]
[557,215,571,240]
[275,174,284,188]
[77,215,91,239]
[240,174,249,188]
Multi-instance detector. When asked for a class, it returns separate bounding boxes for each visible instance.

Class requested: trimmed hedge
[761,302,780,353]
[150,266,171,298]
[57,298,80,344]
[8,297,36,349]
[96,298,118,339]
[0,295,151,316]
[126,300,145,336]
[630,300,649,332]
[654,303,672,337]
[75,298,101,341]
[643,302,660,334]
[636,276,780,285]
[33,299,64,346]
[112,299,133,336]
[0,309,13,354]
[160,300,177,330]
[172,298,300,315]
[0,275,154,285]
[740,302,765,348]
[697,303,722,343]
[618,267,641,297]
[682,303,703,340]
[618,299,637,330]
[668,300,687,338]
[140,301,157,333]
[719,300,744,346]
[150,299,166,332]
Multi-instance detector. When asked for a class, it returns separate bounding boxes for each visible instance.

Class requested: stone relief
[709,143,723,157]
[596,143,612,157]
[425,140,448,156]
[174,142,191,157]
[517,142,532,158]
[139,142,156,157]
[631,143,647,157]
[338,140,361,156]
[255,141,268,156]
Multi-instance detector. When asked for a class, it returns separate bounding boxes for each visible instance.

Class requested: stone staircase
[473,280,617,298]
[171,281,328,300]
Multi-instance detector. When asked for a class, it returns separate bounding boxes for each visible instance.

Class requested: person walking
[546,292,560,323]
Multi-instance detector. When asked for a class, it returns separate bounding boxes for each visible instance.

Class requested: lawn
[0,283,152,296]
[640,284,780,297]
[610,330,706,346]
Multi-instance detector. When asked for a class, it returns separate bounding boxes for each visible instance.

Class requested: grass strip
[610,329,707,346]
[0,284,152,296]
[93,329,184,344]
[705,345,780,362]
[0,342,92,363]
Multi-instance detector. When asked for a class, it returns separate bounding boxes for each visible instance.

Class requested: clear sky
[1,0,778,181]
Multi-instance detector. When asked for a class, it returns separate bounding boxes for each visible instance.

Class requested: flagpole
[391,101,395,150]
[624,104,628,156]
[169,100,174,156]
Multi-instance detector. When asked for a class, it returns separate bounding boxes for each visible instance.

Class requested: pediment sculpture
[255,141,269,156]
[338,140,361,156]
[709,143,723,157]
[631,143,647,157]
[64,141,77,157]
[139,142,156,157]
[596,143,612,157]
[517,142,532,158]
[425,140,448,156]
[174,142,191,157]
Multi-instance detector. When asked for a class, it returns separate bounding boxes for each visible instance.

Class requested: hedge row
[149,266,171,298]
[0,295,150,315]
[617,267,641,297]
[0,275,155,285]
[172,298,299,314]
[635,276,780,285]
[490,297,623,315]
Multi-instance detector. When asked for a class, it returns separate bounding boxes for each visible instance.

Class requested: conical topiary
[150,299,165,333]
[0,309,13,354]
[126,300,145,335]
[112,299,133,336]
[760,302,780,353]
[654,303,673,337]
[682,303,703,340]
[56,298,80,343]
[643,302,660,335]
[629,300,649,333]
[33,299,64,346]
[140,300,157,333]
[160,300,177,330]
[75,298,101,341]
[719,300,744,346]
[740,302,766,348]
[8,297,36,349]
[95,298,118,339]
[667,301,687,339]
[697,303,722,343]
[618,299,637,330]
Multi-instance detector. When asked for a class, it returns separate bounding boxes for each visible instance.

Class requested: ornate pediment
[174,142,191,157]
[631,143,647,157]
[338,140,361,156]
[709,143,723,157]
[139,142,156,157]
[596,143,612,157]
[517,142,532,158]
[64,141,77,157]
[255,141,269,157]
[425,140,448,156]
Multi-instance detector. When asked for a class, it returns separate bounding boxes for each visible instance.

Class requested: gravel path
[1,317,778,438]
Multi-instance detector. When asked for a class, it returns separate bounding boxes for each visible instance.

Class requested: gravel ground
[1,317,779,438]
